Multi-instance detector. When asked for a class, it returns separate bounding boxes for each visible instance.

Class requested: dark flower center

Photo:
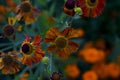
[65,0,75,9]
[55,37,67,49]
[90,0,96,3]
[3,55,14,66]
[3,25,14,36]
[22,43,32,54]
[87,0,97,7]
[20,2,32,13]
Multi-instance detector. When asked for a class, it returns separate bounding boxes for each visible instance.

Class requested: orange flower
[65,63,80,78]
[76,0,106,18]
[83,70,98,80]
[6,0,16,11]
[0,51,20,74]
[92,63,108,79]
[44,27,80,60]
[79,48,105,63]
[0,6,7,23]
[76,28,84,37]
[20,73,29,80]
[0,5,7,14]
[20,35,45,66]
[107,63,120,78]
[83,42,94,49]
[94,39,113,56]
[94,39,106,50]
[16,0,40,24]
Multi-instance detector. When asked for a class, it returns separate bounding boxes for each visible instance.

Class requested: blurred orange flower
[20,73,29,80]
[92,63,108,79]
[0,5,7,23]
[20,35,45,66]
[16,0,39,24]
[76,28,84,37]
[107,63,120,78]
[45,27,80,60]
[6,0,16,11]
[0,51,20,74]
[65,63,80,79]
[94,39,113,56]
[82,70,98,80]
[83,42,94,49]
[79,48,105,63]
[0,5,7,14]
[76,0,106,18]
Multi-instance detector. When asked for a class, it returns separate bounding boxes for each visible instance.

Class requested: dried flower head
[50,72,62,80]
[0,51,20,74]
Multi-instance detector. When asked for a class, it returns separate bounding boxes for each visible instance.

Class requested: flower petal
[45,27,60,43]
[63,6,75,16]
[24,34,31,43]
[61,27,80,39]
[47,45,56,53]
[34,53,43,62]
[24,13,36,24]
[8,17,17,26]
[0,62,4,69]
[32,35,42,45]
[24,57,32,66]
[35,46,45,56]
[2,66,9,74]
[68,41,79,52]
[56,48,71,60]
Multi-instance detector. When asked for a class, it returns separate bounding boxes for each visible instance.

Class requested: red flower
[76,0,106,18]
[45,27,80,60]
[63,0,76,16]
[20,35,45,66]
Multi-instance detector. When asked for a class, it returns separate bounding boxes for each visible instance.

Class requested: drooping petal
[21,55,27,64]
[24,34,31,42]
[2,66,9,74]
[63,5,75,16]
[68,41,79,52]
[61,27,81,39]
[33,8,40,15]
[0,62,4,69]
[32,35,42,45]
[35,46,45,56]
[63,0,76,16]
[45,27,60,43]
[24,56,32,66]
[47,45,56,53]
[34,53,43,61]
[23,12,36,24]
[56,48,71,60]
